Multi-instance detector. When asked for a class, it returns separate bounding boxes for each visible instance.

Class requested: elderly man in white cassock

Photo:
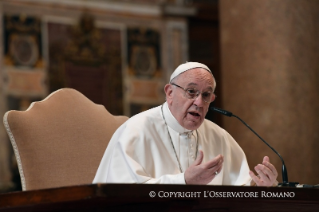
[93,62,278,186]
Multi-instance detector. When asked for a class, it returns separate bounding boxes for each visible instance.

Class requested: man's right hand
[184,150,223,184]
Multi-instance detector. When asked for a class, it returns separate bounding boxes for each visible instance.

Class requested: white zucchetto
[170,62,212,82]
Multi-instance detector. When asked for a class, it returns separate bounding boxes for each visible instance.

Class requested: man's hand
[185,150,223,184]
[249,156,278,187]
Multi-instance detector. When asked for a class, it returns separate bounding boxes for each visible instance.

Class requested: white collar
[162,102,192,134]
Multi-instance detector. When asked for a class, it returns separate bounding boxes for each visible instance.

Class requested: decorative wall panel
[3,15,46,99]
[47,14,123,115]
[126,28,164,115]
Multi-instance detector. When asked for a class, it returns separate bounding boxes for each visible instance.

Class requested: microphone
[210,106,298,187]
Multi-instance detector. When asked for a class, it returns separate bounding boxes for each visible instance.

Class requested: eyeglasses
[171,83,216,103]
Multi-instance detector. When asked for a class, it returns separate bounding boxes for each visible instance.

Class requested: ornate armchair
[3,88,128,191]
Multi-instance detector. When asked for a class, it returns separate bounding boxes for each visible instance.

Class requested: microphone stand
[210,107,299,187]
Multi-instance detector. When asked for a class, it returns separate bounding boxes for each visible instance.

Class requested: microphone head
[210,107,233,117]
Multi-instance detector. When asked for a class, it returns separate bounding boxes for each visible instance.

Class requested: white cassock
[93,102,252,185]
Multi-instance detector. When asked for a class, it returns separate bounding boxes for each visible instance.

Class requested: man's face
[165,68,216,130]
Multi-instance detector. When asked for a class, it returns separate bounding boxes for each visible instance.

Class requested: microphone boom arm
[210,107,297,187]
[231,114,288,184]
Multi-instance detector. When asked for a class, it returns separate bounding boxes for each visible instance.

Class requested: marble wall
[220,0,319,184]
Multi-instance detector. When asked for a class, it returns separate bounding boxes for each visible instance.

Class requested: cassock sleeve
[222,131,252,185]
[93,122,186,184]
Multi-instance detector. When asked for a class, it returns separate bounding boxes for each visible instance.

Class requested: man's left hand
[249,156,278,187]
